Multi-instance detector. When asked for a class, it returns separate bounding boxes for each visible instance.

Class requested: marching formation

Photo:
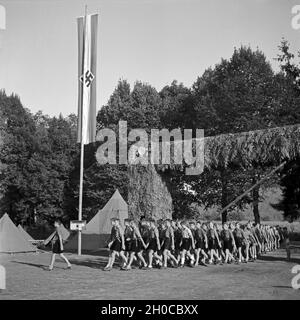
[103,217,285,271]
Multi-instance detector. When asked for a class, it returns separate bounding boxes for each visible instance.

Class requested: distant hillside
[240,187,283,221]
[196,186,284,221]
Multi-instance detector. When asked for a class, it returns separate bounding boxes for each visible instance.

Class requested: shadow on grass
[258,255,300,264]
[11,261,68,270]
[11,261,46,269]
[65,249,109,257]
[68,255,136,271]
[68,258,108,269]
[12,259,117,271]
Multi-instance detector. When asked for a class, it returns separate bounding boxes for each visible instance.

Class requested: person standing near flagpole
[43,219,72,271]
[76,8,98,255]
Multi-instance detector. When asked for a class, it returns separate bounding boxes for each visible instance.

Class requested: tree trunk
[221,170,229,223]
[252,174,260,224]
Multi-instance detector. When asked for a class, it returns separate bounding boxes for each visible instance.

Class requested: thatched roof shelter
[157,124,300,172]
[204,124,300,169]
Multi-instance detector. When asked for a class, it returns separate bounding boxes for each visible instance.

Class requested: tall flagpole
[78,135,84,256]
[78,5,88,256]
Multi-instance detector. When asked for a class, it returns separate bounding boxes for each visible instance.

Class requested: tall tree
[272,39,300,220]
[0,92,37,223]
[159,80,191,130]
[174,46,280,222]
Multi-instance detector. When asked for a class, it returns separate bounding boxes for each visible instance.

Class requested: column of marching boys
[103,218,284,271]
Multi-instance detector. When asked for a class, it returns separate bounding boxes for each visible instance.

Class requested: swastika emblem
[80,70,95,88]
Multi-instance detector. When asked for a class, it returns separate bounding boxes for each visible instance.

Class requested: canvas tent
[0,214,36,253]
[65,189,128,252]
[18,224,34,241]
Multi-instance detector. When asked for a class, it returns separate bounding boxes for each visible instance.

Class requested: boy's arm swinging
[189,228,195,249]
[119,226,125,251]
[155,227,161,251]
[135,227,147,249]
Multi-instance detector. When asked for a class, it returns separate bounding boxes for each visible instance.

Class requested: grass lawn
[0,248,299,300]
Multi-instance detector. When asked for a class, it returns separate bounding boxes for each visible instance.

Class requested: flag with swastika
[77,13,98,145]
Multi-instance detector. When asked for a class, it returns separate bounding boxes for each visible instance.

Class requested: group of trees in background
[0,39,300,227]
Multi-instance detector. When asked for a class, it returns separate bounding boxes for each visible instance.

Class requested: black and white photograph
[0,0,300,306]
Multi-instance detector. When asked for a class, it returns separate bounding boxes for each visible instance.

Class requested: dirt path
[0,249,299,300]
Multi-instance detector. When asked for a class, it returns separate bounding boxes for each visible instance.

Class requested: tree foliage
[1,42,300,225]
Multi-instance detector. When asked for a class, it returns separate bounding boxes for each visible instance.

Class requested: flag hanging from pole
[77,13,98,145]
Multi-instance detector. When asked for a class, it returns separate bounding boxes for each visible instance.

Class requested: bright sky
[0,0,300,117]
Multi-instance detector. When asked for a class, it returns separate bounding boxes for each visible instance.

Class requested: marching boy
[43,219,72,271]
[162,219,179,268]
[194,221,209,266]
[104,218,127,271]
[147,219,162,268]
[123,219,148,270]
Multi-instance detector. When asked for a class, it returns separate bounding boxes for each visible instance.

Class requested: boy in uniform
[179,221,195,267]
[221,223,236,264]
[123,220,148,270]
[44,219,72,271]
[207,222,222,265]
[161,219,178,268]
[147,219,162,268]
[104,218,127,271]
